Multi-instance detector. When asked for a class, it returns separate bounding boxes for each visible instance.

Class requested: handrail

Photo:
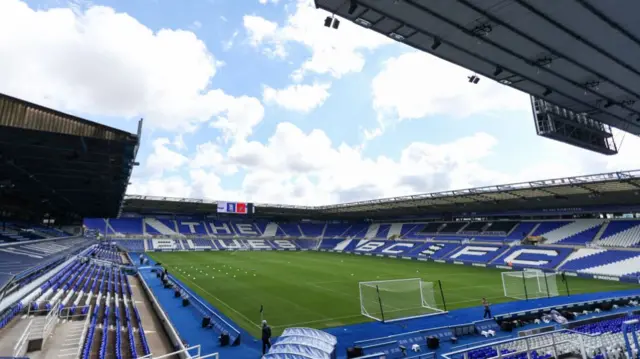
[441,328,594,359]
[42,298,61,345]
[13,319,33,357]
[76,306,92,359]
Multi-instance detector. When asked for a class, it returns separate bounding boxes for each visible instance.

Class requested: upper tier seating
[507,222,538,240]
[418,222,446,234]
[439,222,467,233]
[0,237,94,277]
[535,219,605,245]
[484,221,518,234]
[322,224,351,238]
[298,223,325,238]
[598,220,640,247]
[90,218,640,251]
[460,221,488,233]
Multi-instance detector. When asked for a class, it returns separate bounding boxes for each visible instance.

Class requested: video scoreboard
[216,201,254,214]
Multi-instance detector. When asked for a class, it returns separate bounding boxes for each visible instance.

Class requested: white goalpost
[502,269,559,300]
[359,278,445,323]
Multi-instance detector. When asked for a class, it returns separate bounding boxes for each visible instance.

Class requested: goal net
[359,278,445,322]
[502,270,559,300]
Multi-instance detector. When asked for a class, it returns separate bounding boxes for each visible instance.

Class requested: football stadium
[3,1,640,359]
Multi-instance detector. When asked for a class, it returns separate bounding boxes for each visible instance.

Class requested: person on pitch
[261,320,272,355]
[482,297,492,318]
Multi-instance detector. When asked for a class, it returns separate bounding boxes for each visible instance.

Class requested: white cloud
[143,138,189,178]
[127,176,193,199]
[243,15,286,58]
[222,30,239,51]
[131,122,508,205]
[368,51,530,137]
[258,0,280,4]
[190,142,239,175]
[244,0,392,80]
[173,135,187,151]
[0,0,263,136]
[207,91,265,141]
[263,83,331,112]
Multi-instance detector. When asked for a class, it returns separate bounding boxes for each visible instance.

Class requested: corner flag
[260,305,264,313]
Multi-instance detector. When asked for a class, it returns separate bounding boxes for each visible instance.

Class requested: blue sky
[1,0,638,205]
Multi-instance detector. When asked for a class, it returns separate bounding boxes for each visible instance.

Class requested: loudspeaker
[182,298,190,307]
[346,347,364,358]
[202,316,211,328]
[219,333,230,346]
[427,336,440,349]
[500,321,514,332]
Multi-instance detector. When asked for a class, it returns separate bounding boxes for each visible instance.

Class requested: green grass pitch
[148,251,638,337]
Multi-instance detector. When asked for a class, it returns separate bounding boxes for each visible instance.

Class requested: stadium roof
[0,93,140,220]
[123,170,640,219]
[314,0,640,136]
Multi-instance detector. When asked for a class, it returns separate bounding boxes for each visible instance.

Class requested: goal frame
[359,278,446,323]
[501,270,559,300]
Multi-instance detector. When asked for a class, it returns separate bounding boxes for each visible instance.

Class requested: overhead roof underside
[123,170,640,219]
[0,94,139,220]
[315,0,640,135]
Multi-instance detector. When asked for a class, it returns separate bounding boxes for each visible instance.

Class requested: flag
[260,305,264,313]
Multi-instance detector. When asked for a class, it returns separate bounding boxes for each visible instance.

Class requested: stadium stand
[87,218,640,247]
[4,94,640,359]
[597,220,640,247]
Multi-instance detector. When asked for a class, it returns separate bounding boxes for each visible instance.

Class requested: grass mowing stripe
[149,251,638,337]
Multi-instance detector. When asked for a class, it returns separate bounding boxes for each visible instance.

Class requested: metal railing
[75,307,92,359]
[441,329,595,359]
[13,319,33,357]
[41,300,61,346]
[59,304,91,321]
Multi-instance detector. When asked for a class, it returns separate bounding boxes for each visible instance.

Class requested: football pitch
[148,251,638,337]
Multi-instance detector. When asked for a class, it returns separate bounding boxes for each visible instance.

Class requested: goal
[359,278,445,322]
[502,270,559,300]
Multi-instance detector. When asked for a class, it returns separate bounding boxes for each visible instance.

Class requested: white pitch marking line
[272,313,365,329]
[175,275,261,328]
